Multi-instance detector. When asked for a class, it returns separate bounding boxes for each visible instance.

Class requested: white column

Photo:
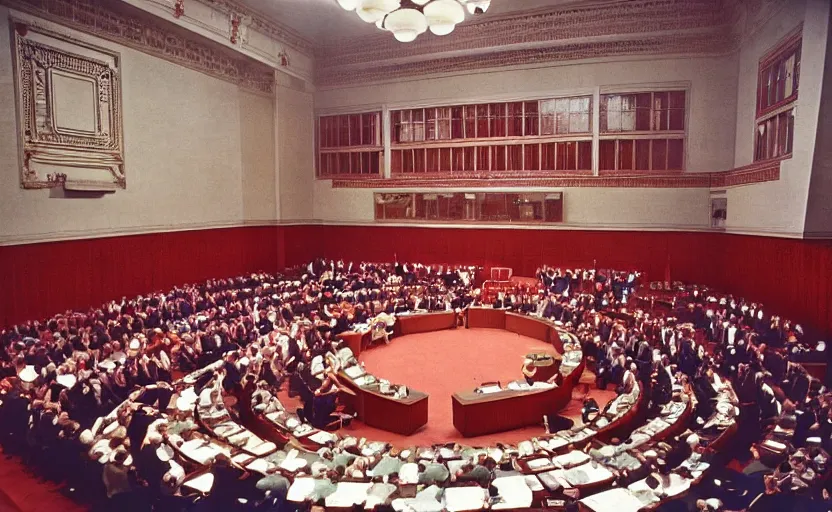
[382,106,392,178]
[592,86,601,176]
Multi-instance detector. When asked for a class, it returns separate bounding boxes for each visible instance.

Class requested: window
[375,192,564,223]
[755,29,801,161]
[317,112,382,177]
[599,90,686,172]
[389,96,591,175]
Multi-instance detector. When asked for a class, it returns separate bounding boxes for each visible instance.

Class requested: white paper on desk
[526,457,552,470]
[446,459,468,475]
[325,482,373,508]
[444,486,487,511]
[491,475,533,509]
[399,462,419,484]
[246,458,272,474]
[183,473,214,493]
[309,430,338,445]
[287,477,316,502]
[477,384,503,394]
[248,441,276,456]
[214,421,242,438]
[531,381,555,390]
[231,453,252,465]
[506,381,529,391]
[344,365,365,379]
[553,451,590,468]
[580,488,645,512]
[563,462,613,486]
[524,474,544,491]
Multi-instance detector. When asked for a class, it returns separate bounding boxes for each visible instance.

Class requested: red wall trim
[2,225,829,338]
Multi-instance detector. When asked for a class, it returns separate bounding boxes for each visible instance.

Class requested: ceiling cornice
[317,32,737,87]
[316,0,729,66]
[199,0,315,55]
[315,0,736,87]
[313,0,795,88]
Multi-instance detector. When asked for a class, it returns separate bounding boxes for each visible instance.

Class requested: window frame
[754,27,801,162]
[316,111,384,179]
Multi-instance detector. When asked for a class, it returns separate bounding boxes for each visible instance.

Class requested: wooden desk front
[452,384,572,437]
[338,330,368,357]
[339,374,429,436]
[396,311,457,335]
[467,307,507,329]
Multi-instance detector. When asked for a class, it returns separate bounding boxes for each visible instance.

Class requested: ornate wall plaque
[10,19,125,190]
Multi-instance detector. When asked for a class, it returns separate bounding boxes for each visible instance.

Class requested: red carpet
[328,328,615,447]
[0,448,88,512]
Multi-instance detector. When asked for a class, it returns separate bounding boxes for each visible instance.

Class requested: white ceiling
[241,0,598,47]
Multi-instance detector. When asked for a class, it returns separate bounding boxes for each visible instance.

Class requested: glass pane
[476,104,489,138]
[668,91,685,109]
[414,148,425,172]
[369,151,380,174]
[524,144,540,171]
[350,115,361,145]
[391,150,402,174]
[508,145,523,171]
[490,103,506,137]
[540,100,556,136]
[667,139,684,170]
[403,149,414,173]
[524,101,539,136]
[652,139,668,171]
[425,108,436,141]
[476,145,490,170]
[463,146,475,171]
[635,139,650,170]
[452,147,465,171]
[570,113,590,133]
[464,105,477,139]
[668,109,685,131]
[492,145,506,171]
[339,116,350,147]
[599,140,616,171]
[426,148,440,172]
[507,102,524,137]
[577,141,592,171]
[451,107,464,139]
[439,147,452,171]
[541,143,555,170]
[618,139,634,170]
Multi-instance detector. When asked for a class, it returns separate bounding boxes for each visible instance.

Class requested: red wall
[0,226,283,328]
[1,225,830,337]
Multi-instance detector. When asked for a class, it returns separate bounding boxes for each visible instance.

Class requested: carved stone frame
[10,18,125,190]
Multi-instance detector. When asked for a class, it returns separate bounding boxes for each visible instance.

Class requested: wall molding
[1,0,276,94]
[328,159,782,190]
[2,213,813,247]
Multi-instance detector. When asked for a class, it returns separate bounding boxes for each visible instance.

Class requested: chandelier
[336,0,491,43]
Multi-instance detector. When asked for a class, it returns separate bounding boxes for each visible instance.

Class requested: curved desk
[455,308,584,437]
[395,311,457,335]
[338,373,429,436]
[452,383,570,437]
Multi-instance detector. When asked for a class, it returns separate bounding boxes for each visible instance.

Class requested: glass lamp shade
[424,0,465,35]
[465,0,490,14]
[356,0,401,23]
[412,0,432,4]
[385,8,428,42]
[337,0,360,10]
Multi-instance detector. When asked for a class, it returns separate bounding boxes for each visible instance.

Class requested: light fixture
[338,0,489,42]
